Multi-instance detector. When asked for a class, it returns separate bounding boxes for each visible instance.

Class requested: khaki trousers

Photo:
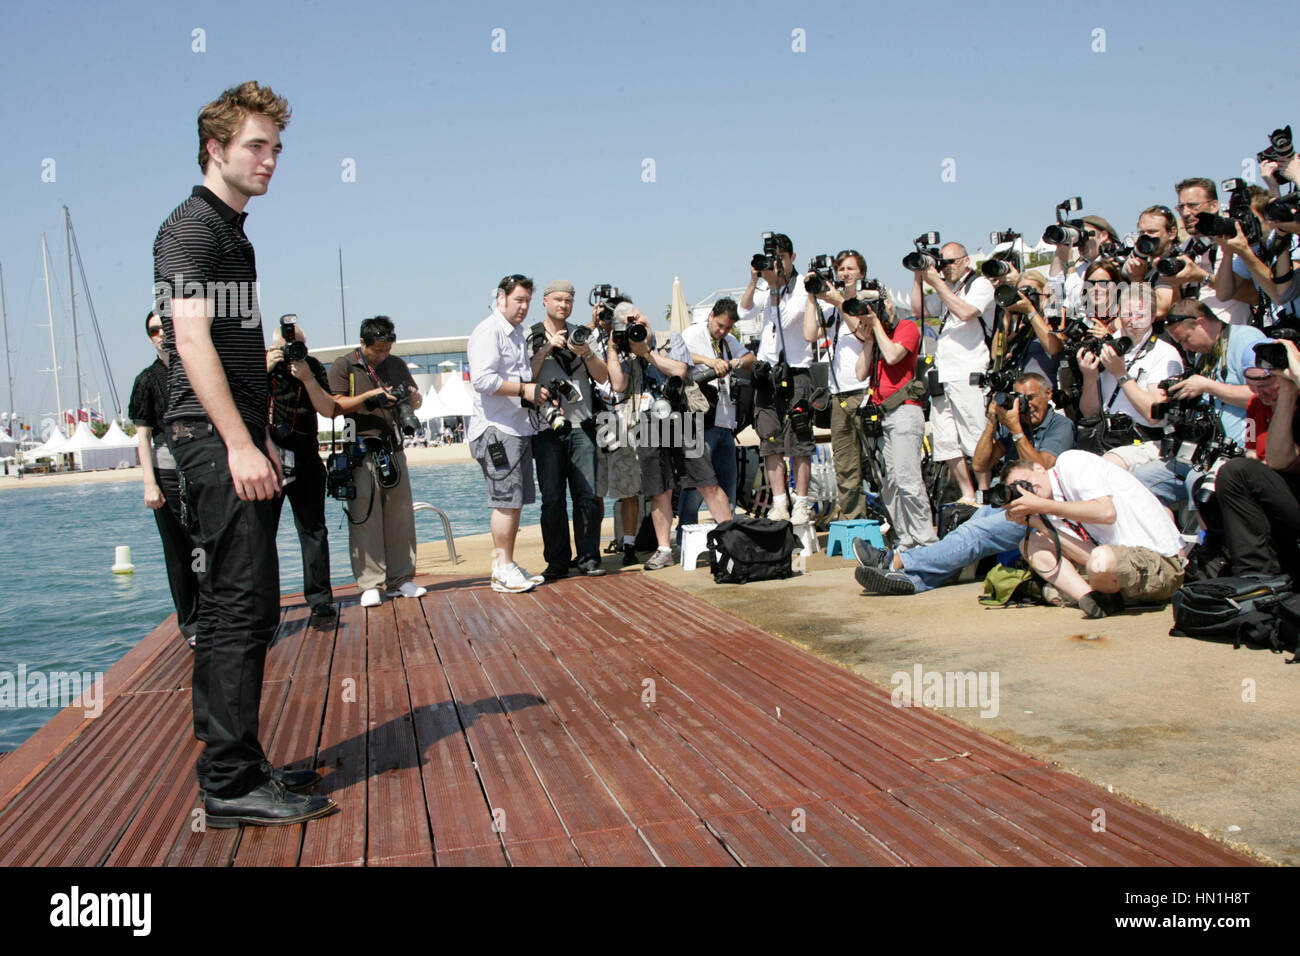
[349,449,417,591]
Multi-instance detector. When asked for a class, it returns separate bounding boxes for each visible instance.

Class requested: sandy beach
[0,442,475,492]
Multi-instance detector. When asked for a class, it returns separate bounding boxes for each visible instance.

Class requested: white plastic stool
[793,522,819,557]
[679,523,712,571]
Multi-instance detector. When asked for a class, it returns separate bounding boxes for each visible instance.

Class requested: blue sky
[0,0,1294,426]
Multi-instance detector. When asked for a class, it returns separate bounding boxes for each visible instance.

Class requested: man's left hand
[1168,374,1212,400]
[1005,491,1050,525]
[995,398,1022,432]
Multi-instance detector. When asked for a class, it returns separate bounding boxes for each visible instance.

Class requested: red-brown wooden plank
[365,663,433,864]
[702,808,825,866]
[638,819,740,867]
[393,593,440,669]
[570,827,662,866]
[831,790,995,866]
[766,800,908,866]
[436,843,510,866]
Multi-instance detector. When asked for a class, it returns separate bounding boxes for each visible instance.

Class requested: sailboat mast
[338,247,347,343]
[64,206,85,422]
[41,234,64,433]
[0,260,13,428]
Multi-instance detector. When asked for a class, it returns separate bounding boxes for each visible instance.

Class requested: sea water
[0,462,539,750]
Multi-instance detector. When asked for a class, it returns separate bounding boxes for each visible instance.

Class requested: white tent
[66,420,133,470]
[435,375,474,418]
[30,428,69,459]
[417,384,453,423]
[0,426,16,458]
[99,421,137,449]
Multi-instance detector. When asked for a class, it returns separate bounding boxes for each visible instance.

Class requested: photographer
[677,297,753,529]
[1157,178,1252,325]
[1210,187,1299,325]
[1121,205,1179,318]
[855,372,1074,596]
[1132,300,1269,508]
[1001,451,1185,619]
[588,294,645,566]
[328,315,427,608]
[910,241,997,503]
[528,280,610,580]
[991,267,1064,389]
[267,319,339,618]
[739,232,827,526]
[1047,214,1120,315]
[1076,283,1183,472]
[851,291,937,551]
[802,250,874,521]
[1215,339,1300,577]
[608,301,732,570]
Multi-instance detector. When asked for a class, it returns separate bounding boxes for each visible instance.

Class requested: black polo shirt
[269,355,331,448]
[328,350,417,440]
[153,185,267,436]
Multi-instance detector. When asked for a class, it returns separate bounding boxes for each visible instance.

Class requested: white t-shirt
[738,273,826,368]
[925,272,997,383]
[1097,335,1184,426]
[1047,450,1183,556]
[823,312,871,393]
[679,322,751,430]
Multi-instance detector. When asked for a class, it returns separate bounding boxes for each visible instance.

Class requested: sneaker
[577,557,607,577]
[622,544,639,567]
[360,588,383,607]
[644,548,676,571]
[790,499,812,526]
[1078,590,1124,619]
[542,565,569,582]
[767,499,791,522]
[854,565,917,596]
[492,563,538,593]
[517,565,546,585]
[852,538,891,570]
[386,582,427,599]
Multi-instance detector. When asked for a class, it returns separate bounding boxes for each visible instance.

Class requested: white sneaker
[360,588,383,607]
[768,499,791,521]
[387,581,428,599]
[515,565,546,585]
[492,563,538,593]
[790,499,812,526]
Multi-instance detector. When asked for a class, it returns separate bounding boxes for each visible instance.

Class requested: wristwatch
[1116,374,1132,387]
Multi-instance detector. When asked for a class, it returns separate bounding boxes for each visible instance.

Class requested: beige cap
[543,279,575,297]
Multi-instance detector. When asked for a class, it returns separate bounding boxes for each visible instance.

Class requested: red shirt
[873,319,921,405]
[1247,397,1271,459]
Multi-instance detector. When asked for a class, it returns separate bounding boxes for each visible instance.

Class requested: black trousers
[154,467,200,639]
[172,432,280,799]
[273,441,333,608]
[1216,457,1300,578]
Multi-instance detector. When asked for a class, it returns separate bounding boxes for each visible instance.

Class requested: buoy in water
[112,545,135,574]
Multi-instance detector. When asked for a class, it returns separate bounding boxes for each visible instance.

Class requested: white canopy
[66,420,133,470]
[435,375,474,418]
[417,384,453,423]
[99,421,137,448]
[31,427,69,458]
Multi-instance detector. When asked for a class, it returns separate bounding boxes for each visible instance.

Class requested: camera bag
[706,516,797,585]
[1169,574,1296,654]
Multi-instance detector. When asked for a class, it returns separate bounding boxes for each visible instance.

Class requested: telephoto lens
[569,324,591,347]
[626,323,648,345]
[1042,223,1081,246]
[1134,234,1162,258]
[981,259,1013,279]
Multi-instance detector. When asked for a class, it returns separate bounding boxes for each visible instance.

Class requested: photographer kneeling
[1000,451,1185,619]
[854,372,1073,595]
[328,315,427,608]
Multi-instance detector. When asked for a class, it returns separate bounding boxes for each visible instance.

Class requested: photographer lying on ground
[854,372,1073,596]
[999,450,1185,619]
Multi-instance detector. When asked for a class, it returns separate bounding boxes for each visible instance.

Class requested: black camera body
[1156,236,1211,277]
[1133,233,1164,259]
[994,283,1039,311]
[381,381,422,437]
[1193,179,1262,247]
[841,278,889,327]
[985,479,1035,509]
[969,366,1018,394]
[326,441,368,501]
[611,316,648,353]
[902,232,942,272]
[1042,197,1085,247]
[857,402,885,438]
[803,254,837,295]
[274,313,307,378]
[1257,125,1295,179]
[589,284,621,325]
[751,231,780,273]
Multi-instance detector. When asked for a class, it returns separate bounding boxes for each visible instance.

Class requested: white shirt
[924,272,997,383]
[467,309,533,441]
[738,273,826,368]
[1047,261,1087,316]
[679,322,751,430]
[823,312,871,393]
[1047,450,1183,556]
[1098,335,1183,426]
[1190,248,1251,326]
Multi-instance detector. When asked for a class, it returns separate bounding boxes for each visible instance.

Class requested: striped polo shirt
[153,186,268,435]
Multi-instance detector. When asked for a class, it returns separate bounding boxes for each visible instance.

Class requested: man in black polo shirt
[128,309,198,648]
[328,315,426,608]
[267,317,339,618]
[153,81,333,828]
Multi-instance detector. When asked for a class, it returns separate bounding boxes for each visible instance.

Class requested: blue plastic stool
[826,519,885,559]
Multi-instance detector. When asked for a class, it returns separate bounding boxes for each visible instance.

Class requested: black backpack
[706,517,797,584]
[1170,575,1296,655]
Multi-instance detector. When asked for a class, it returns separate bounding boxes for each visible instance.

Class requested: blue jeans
[677,426,736,535]
[533,424,601,567]
[898,504,1026,592]
[1132,457,1197,508]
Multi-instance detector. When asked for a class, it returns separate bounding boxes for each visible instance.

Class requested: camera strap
[1104,334,1159,412]
[353,347,402,438]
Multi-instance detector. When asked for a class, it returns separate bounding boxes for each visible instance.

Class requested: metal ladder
[412,502,458,564]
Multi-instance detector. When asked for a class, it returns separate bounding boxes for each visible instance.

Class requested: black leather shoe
[578,557,607,577]
[204,779,336,829]
[274,767,323,794]
[621,544,638,567]
[310,603,337,619]
[542,565,569,582]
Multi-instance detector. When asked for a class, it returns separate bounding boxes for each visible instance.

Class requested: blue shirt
[1201,324,1267,445]
[996,407,1075,463]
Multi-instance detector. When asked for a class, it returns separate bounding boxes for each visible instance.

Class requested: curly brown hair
[197,81,291,172]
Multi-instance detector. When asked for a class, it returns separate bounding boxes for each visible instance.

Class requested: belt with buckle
[167,419,216,444]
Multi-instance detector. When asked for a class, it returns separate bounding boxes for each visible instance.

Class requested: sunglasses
[1244,369,1274,382]
[836,249,862,259]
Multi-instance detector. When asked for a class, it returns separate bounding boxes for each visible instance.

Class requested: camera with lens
[1193,179,1262,247]
[1099,237,1134,260]
[751,231,779,273]
[1155,236,1211,277]
[326,441,368,501]
[803,254,837,295]
[274,314,307,378]
[1042,197,1086,247]
[1133,234,1164,259]
[589,284,621,324]
[984,479,1035,509]
[969,366,1018,394]
[902,232,942,272]
[857,402,885,437]
[611,314,648,353]
[531,378,580,435]
[841,278,889,326]
[569,324,592,348]
[1257,125,1295,180]
[993,281,1040,311]
[1253,339,1294,371]
[380,381,422,437]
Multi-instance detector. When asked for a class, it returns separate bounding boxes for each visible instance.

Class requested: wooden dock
[0,572,1254,866]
